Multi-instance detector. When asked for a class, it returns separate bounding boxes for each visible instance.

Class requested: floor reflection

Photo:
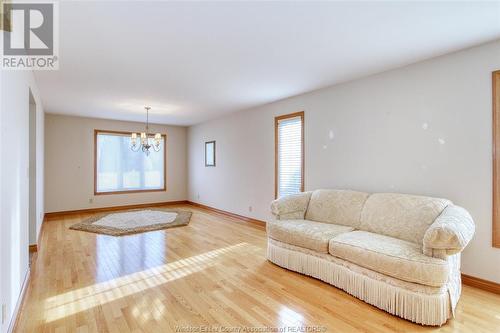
[95,231,166,282]
[278,306,305,327]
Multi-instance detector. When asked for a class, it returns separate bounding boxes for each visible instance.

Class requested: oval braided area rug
[69,208,192,236]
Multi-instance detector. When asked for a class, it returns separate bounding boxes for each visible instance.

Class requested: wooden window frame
[493,71,500,247]
[94,129,167,195]
[274,111,305,199]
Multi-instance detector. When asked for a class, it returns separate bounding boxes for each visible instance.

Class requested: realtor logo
[1,1,59,70]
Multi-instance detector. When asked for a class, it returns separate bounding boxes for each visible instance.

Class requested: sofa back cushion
[305,189,370,228]
[359,193,451,244]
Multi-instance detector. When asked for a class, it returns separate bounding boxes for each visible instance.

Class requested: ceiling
[35,1,500,126]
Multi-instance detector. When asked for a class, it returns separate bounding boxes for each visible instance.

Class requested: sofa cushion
[359,193,451,244]
[305,189,370,228]
[329,231,449,287]
[267,219,354,253]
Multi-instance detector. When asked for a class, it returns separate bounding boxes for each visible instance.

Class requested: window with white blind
[94,130,166,194]
[275,112,304,198]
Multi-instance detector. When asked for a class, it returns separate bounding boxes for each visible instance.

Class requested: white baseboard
[7,269,30,333]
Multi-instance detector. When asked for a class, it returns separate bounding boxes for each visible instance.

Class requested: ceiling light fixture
[130,106,162,155]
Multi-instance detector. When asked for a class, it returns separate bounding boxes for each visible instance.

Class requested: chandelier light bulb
[154,133,161,146]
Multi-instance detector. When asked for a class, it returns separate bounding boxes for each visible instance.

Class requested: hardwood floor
[15,204,500,333]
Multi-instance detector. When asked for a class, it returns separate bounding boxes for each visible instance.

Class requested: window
[275,111,304,198]
[94,130,166,194]
[493,70,500,247]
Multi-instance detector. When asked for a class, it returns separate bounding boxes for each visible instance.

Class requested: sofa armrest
[270,192,312,220]
[423,205,475,256]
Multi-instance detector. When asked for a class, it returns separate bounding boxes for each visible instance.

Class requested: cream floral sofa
[266,189,475,326]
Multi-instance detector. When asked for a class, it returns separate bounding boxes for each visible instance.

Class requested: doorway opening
[29,90,37,264]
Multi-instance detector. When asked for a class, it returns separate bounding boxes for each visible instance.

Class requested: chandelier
[130,106,162,155]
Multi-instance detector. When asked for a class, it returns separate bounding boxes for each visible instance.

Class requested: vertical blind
[277,115,303,198]
[96,132,165,193]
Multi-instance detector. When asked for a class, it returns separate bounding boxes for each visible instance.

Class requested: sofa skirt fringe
[267,241,450,326]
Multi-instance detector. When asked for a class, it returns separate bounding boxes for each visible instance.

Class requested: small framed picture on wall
[205,141,216,167]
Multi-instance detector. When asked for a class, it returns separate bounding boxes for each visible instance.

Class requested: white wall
[188,39,500,283]
[44,114,188,213]
[0,69,45,333]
